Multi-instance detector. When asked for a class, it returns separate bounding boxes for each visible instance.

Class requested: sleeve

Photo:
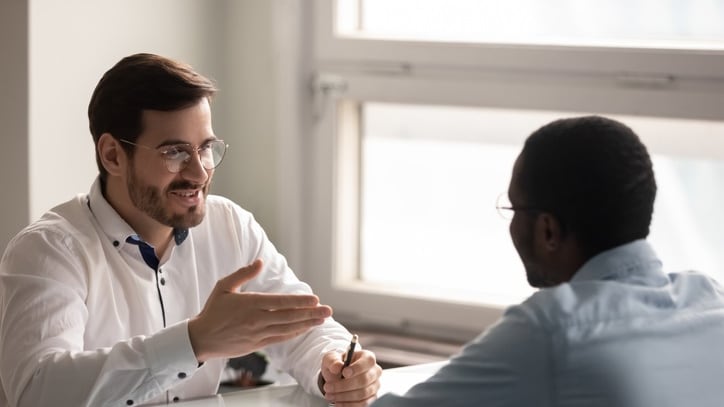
[231,209,352,396]
[0,228,201,407]
[371,306,552,407]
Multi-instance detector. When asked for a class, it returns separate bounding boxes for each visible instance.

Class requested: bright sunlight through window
[360,103,724,306]
[337,0,724,48]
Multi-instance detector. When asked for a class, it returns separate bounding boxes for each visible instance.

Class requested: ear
[533,212,564,253]
[97,133,127,177]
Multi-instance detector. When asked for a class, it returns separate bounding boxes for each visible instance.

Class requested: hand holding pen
[319,334,383,405]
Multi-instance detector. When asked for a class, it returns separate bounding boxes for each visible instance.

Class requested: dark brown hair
[88,53,217,183]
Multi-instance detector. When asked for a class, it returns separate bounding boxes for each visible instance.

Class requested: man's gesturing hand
[188,259,333,363]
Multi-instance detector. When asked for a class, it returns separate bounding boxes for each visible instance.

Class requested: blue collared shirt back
[372,240,724,407]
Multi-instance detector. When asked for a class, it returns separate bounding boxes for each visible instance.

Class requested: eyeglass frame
[495,192,541,220]
[119,138,229,173]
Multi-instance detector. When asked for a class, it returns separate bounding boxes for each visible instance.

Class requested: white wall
[213,0,309,274]
[28,0,224,219]
[0,1,307,273]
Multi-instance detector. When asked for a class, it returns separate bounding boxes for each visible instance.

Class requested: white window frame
[303,0,724,340]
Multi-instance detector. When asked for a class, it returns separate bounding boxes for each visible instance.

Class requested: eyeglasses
[495,192,540,220]
[120,139,228,173]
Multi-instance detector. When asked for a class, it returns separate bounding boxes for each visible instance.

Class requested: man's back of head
[519,115,657,259]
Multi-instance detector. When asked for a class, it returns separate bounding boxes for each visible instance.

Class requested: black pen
[342,334,358,378]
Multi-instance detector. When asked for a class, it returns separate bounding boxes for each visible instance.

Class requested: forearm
[372,309,550,407]
[5,321,199,407]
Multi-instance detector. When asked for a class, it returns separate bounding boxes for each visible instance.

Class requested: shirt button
[126,400,134,405]
[160,277,166,285]
[173,396,180,402]
[178,372,187,379]
[113,240,119,247]
[158,268,163,273]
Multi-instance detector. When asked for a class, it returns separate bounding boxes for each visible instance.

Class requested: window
[306,0,724,341]
[337,0,724,48]
[359,103,724,306]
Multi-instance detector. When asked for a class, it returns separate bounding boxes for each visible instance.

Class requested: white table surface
[174,361,447,406]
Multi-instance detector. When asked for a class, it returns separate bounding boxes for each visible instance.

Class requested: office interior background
[2,0,724,364]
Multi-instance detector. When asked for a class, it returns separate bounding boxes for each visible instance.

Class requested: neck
[556,240,588,283]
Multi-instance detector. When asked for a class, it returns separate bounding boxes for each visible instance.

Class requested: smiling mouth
[171,190,199,198]
[168,189,205,207]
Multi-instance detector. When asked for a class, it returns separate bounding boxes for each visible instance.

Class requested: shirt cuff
[143,319,200,388]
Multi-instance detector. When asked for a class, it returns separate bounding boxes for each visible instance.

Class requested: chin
[526,275,546,288]
[166,206,206,229]
[527,274,563,289]
[526,268,555,288]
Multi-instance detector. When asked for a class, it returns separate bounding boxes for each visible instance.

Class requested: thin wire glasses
[496,192,540,220]
[120,139,228,173]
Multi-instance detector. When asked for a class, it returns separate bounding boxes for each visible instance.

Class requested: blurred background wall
[0,0,309,276]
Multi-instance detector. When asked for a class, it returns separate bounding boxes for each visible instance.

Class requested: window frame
[303,0,724,340]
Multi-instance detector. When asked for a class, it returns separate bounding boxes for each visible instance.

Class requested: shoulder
[506,288,565,323]
[204,195,253,222]
[508,283,607,332]
[7,195,92,252]
[449,300,552,382]
[473,294,558,343]
[1,195,93,278]
[192,195,266,250]
[668,269,722,287]
[668,270,724,306]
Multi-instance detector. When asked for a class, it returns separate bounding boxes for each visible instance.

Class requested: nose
[181,151,210,184]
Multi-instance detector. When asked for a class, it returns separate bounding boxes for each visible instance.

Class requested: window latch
[312,73,348,120]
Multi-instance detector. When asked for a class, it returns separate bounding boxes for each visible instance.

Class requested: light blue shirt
[372,240,724,407]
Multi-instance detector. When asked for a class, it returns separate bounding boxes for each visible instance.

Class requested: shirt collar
[87,177,189,249]
[571,239,668,285]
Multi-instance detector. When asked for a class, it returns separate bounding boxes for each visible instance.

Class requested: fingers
[322,350,382,405]
[321,349,345,376]
[342,350,377,379]
[247,292,322,310]
[258,315,329,337]
[216,259,264,292]
[216,259,323,311]
[326,382,380,406]
[324,350,377,381]
[260,305,333,326]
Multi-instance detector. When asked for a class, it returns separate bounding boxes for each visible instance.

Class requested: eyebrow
[154,136,219,149]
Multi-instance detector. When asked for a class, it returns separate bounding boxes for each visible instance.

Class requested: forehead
[138,99,213,145]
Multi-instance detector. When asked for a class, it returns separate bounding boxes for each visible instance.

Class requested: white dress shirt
[372,240,724,407]
[0,178,351,406]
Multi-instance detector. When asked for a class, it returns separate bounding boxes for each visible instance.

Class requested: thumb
[218,258,264,292]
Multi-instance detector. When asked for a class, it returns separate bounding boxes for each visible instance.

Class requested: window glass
[359,103,724,305]
[337,0,724,49]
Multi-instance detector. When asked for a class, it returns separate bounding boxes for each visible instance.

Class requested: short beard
[127,168,208,229]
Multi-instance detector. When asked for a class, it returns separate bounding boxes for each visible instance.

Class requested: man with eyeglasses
[0,53,381,406]
[371,116,724,407]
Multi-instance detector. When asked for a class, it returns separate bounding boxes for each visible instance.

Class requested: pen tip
[352,334,358,343]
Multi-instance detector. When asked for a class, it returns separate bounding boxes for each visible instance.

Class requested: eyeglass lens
[496,193,514,220]
[165,141,227,173]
